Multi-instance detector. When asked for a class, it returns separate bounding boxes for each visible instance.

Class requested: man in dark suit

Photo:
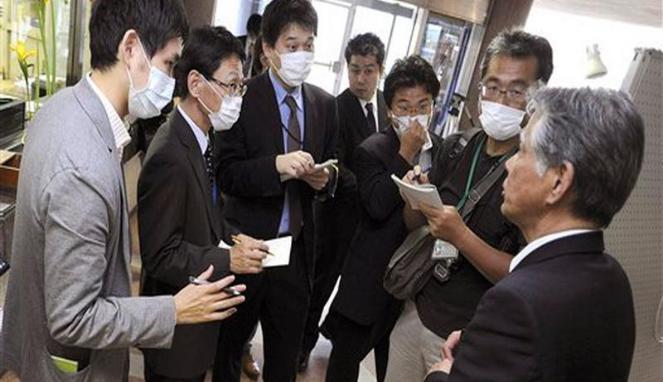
[425,87,643,382]
[138,26,270,382]
[213,1,338,381]
[238,13,262,77]
[323,55,441,382]
[299,32,388,370]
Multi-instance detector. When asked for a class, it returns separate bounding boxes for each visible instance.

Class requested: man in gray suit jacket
[0,1,245,381]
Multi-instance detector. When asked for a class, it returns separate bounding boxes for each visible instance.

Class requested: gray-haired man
[426,87,642,381]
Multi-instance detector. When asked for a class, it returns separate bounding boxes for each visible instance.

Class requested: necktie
[366,102,377,132]
[204,137,218,205]
[284,95,303,238]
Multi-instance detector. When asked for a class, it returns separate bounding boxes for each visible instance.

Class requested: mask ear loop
[197,75,224,115]
[127,36,153,91]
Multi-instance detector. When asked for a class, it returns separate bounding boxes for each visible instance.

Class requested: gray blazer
[0,79,176,381]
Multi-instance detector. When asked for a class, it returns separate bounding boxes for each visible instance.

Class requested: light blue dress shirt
[269,69,306,235]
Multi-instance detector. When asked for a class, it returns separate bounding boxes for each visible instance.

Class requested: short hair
[480,29,553,83]
[174,26,245,98]
[89,0,189,71]
[344,33,386,67]
[261,0,318,47]
[383,55,441,108]
[529,87,645,227]
[252,35,266,75]
[246,14,263,37]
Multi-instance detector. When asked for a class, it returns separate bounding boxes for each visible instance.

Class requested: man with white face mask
[385,30,554,382]
[324,55,441,382]
[214,1,339,381]
[137,26,271,382]
[0,2,244,381]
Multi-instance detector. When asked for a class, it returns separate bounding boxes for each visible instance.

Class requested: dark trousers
[213,235,311,382]
[323,307,400,382]
[144,363,205,382]
[301,196,358,356]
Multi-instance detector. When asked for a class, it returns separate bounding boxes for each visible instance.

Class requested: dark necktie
[204,137,218,205]
[284,95,303,238]
[366,102,377,132]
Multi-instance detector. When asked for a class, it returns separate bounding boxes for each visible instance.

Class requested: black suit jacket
[138,109,235,377]
[425,231,635,382]
[216,72,338,275]
[331,127,435,325]
[336,88,389,189]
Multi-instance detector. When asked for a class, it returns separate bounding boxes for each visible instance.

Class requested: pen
[413,165,422,183]
[231,235,275,257]
[188,276,241,296]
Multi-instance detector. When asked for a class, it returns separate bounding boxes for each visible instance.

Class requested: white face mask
[127,39,175,119]
[198,78,243,132]
[479,100,526,141]
[275,51,314,88]
[393,113,430,137]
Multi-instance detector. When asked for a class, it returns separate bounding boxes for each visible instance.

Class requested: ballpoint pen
[231,235,275,256]
[188,276,242,296]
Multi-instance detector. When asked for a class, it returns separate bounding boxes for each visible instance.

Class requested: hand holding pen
[228,233,271,274]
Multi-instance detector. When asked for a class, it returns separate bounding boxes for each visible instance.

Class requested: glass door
[417,13,472,136]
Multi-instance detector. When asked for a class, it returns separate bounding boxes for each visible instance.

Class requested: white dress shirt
[177,105,209,155]
[358,90,379,132]
[509,229,598,272]
[86,74,131,160]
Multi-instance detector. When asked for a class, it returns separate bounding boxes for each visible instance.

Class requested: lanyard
[456,136,486,211]
[456,136,513,211]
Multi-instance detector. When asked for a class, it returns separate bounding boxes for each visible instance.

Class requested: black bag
[383,129,514,300]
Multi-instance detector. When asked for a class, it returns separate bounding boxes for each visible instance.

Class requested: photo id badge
[431,239,459,260]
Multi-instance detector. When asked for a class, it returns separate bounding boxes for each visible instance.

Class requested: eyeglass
[393,102,432,116]
[479,83,528,104]
[208,77,247,97]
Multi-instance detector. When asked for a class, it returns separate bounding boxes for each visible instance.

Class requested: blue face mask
[126,38,175,119]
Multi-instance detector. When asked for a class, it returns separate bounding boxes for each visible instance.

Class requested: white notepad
[391,174,444,210]
[218,236,292,268]
[262,236,292,268]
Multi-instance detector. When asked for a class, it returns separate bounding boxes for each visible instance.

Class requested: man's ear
[187,70,203,99]
[545,160,574,206]
[118,29,140,68]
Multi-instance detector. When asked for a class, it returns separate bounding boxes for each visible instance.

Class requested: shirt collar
[86,73,131,159]
[269,68,303,110]
[509,229,599,272]
[177,105,209,155]
[358,90,378,115]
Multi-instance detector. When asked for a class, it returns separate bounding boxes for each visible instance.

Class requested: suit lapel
[377,90,390,131]
[514,231,605,272]
[302,84,318,156]
[257,73,286,154]
[172,109,221,239]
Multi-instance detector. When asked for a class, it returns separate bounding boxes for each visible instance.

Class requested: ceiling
[534,0,662,27]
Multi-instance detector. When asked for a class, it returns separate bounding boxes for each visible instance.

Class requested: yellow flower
[10,41,36,62]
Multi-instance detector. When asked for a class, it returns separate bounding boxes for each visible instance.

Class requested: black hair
[252,35,266,76]
[261,0,318,47]
[480,29,554,83]
[344,33,385,67]
[89,0,189,71]
[174,26,245,98]
[383,55,441,108]
[246,14,263,37]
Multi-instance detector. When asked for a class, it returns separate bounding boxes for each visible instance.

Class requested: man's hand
[403,165,430,185]
[174,265,246,324]
[276,151,314,179]
[428,358,453,376]
[420,203,469,245]
[398,119,427,164]
[230,234,269,274]
[443,330,463,361]
[301,168,330,190]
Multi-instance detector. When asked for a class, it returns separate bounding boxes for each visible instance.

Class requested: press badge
[431,239,459,260]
